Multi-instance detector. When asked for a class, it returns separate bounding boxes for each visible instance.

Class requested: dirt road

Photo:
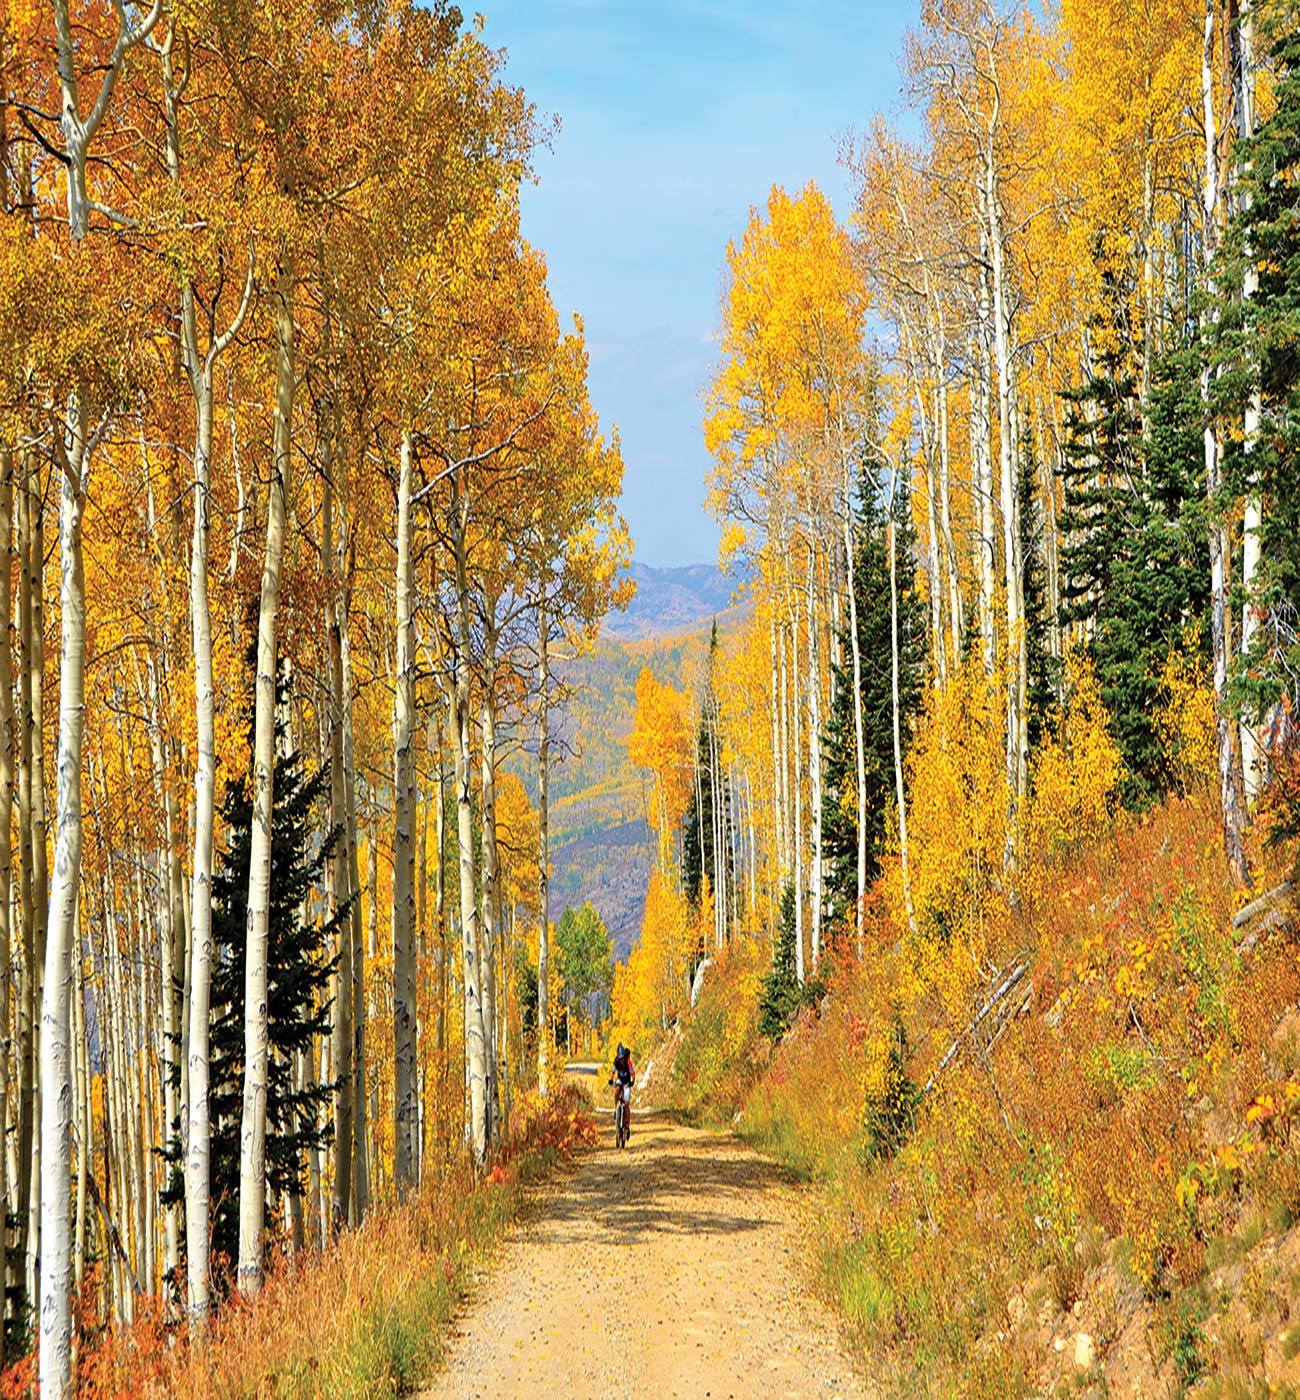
[420,1106,867,1400]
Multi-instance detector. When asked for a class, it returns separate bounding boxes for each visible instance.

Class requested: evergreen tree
[1059,328,1207,808]
[163,650,341,1284]
[1212,9,1300,735]
[1018,439,1059,750]
[758,884,809,1040]
[821,468,926,934]
[682,621,732,913]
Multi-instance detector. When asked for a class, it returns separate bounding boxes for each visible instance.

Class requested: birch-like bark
[479,646,501,1148]
[805,545,823,969]
[15,468,35,1311]
[0,452,12,1365]
[787,584,805,984]
[537,597,551,1097]
[340,596,369,1217]
[971,317,997,674]
[29,465,47,1317]
[1200,0,1250,886]
[983,132,1028,811]
[329,604,353,1220]
[39,430,89,1400]
[392,428,418,1187]
[238,257,295,1296]
[159,31,254,1319]
[768,616,786,884]
[1237,0,1264,801]
[450,469,489,1165]
[841,466,867,954]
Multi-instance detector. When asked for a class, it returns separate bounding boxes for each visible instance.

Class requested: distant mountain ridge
[600,561,750,642]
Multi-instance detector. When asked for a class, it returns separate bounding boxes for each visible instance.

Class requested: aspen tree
[537,595,551,1095]
[392,428,419,1186]
[238,257,295,1296]
[41,0,161,1385]
[159,31,257,1317]
[1199,0,1250,887]
[0,451,11,1364]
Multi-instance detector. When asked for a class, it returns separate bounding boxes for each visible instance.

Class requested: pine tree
[682,622,731,912]
[1059,325,1207,808]
[821,470,926,934]
[1018,439,1059,750]
[163,650,342,1285]
[758,884,804,1040]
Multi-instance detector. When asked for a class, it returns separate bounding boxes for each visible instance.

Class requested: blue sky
[478,1,916,567]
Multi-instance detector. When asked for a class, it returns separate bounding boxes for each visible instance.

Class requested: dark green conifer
[163,648,341,1285]
[820,466,926,935]
[1059,324,1207,808]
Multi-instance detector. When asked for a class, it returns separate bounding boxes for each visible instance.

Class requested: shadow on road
[532,1111,791,1246]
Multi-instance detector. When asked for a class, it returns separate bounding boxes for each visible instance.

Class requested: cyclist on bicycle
[610,1042,635,1137]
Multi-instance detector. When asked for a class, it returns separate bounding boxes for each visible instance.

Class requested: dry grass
[3,1087,596,1400]
[666,792,1300,1397]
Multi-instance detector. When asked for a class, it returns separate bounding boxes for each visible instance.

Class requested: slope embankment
[652,793,1300,1398]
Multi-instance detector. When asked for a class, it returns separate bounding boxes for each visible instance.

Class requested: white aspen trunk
[903,316,946,683]
[38,440,88,1400]
[537,599,551,1097]
[783,579,794,985]
[921,441,945,685]
[29,460,48,1327]
[777,609,794,948]
[841,471,868,956]
[932,310,964,656]
[479,642,501,1149]
[165,37,252,1317]
[328,606,353,1221]
[768,616,786,885]
[15,469,35,1311]
[1200,0,1250,886]
[451,472,489,1165]
[340,598,368,1218]
[805,544,823,970]
[37,47,160,1371]
[238,258,294,1296]
[434,714,447,1068]
[0,451,11,1363]
[1237,0,1264,801]
[972,317,998,674]
[745,769,758,924]
[71,926,88,1299]
[887,477,917,936]
[365,824,379,1189]
[392,428,418,1187]
[1141,144,1156,430]
[984,140,1028,812]
[709,707,725,949]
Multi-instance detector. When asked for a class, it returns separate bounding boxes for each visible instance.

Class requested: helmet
[617,1043,627,1058]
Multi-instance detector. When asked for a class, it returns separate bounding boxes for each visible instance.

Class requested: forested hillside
[519,562,747,959]
[0,2,628,1394]
[611,0,1300,1394]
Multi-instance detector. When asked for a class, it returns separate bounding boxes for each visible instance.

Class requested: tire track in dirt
[419,1108,867,1400]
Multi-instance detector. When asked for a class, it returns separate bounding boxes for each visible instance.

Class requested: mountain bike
[611,1080,630,1149]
